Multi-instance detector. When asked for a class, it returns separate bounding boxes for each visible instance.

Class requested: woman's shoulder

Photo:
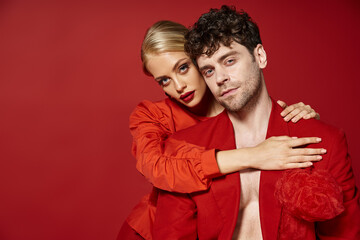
[130,98,201,131]
[130,98,178,119]
[128,99,174,134]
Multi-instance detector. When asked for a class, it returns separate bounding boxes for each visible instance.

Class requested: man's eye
[203,69,214,77]
[179,64,189,73]
[226,59,235,65]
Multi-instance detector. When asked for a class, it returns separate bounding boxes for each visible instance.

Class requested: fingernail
[317,156,323,160]
[316,138,322,142]
[321,149,327,153]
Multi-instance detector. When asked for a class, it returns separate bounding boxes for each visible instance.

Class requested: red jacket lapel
[203,111,241,239]
[260,99,289,240]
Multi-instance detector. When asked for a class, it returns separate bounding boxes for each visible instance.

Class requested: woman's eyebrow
[155,58,188,81]
[172,58,188,72]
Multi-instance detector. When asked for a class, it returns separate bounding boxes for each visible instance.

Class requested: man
[152,5,360,240]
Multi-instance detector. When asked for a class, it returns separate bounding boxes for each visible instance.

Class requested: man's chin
[220,101,245,112]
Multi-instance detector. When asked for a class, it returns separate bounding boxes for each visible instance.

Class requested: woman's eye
[179,63,189,73]
[159,78,171,86]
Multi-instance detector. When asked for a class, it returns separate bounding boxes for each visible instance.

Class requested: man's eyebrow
[155,58,188,81]
[199,65,212,73]
[198,51,239,73]
[218,50,238,62]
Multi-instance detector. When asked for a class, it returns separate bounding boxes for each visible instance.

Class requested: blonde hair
[141,20,188,75]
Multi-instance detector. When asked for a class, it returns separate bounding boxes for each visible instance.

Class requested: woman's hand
[277,100,320,123]
[250,136,326,170]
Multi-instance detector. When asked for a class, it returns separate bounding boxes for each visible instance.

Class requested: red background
[0,0,359,239]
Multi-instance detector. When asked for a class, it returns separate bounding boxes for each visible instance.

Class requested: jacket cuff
[201,149,222,179]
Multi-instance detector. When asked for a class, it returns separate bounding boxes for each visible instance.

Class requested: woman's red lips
[180,91,195,102]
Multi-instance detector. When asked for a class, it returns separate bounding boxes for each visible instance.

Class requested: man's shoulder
[288,118,346,146]
[270,99,344,139]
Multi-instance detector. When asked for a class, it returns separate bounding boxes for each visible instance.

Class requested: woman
[119,21,323,240]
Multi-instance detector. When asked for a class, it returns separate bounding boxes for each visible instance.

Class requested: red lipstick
[180,91,195,102]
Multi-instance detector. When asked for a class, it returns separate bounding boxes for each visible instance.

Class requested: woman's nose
[174,78,186,92]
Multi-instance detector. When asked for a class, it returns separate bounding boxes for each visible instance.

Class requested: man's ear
[254,44,267,69]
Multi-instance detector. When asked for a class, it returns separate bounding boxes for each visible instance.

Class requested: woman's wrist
[216,148,255,174]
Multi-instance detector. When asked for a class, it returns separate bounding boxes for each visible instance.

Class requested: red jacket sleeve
[129,100,221,193]
[153,190,197,240]
[316,129,360,239]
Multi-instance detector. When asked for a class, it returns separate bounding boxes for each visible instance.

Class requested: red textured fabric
[277,210,314,240]
[275,169,345,239]
[275,168,345,222]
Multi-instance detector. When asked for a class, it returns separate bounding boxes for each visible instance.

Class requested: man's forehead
[197,43,237,65]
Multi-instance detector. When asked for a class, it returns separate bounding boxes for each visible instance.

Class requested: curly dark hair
[184,5,262,59]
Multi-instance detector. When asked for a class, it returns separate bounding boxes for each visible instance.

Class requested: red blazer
[153,99,360,240]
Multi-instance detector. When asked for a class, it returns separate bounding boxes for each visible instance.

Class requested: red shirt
[127,98,221,239]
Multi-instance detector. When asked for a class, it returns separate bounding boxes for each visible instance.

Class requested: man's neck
[228,81,272,148]
[188,88,224,117]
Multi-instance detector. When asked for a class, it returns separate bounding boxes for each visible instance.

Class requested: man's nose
[215,68,229,85]
[174,78,186,92]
